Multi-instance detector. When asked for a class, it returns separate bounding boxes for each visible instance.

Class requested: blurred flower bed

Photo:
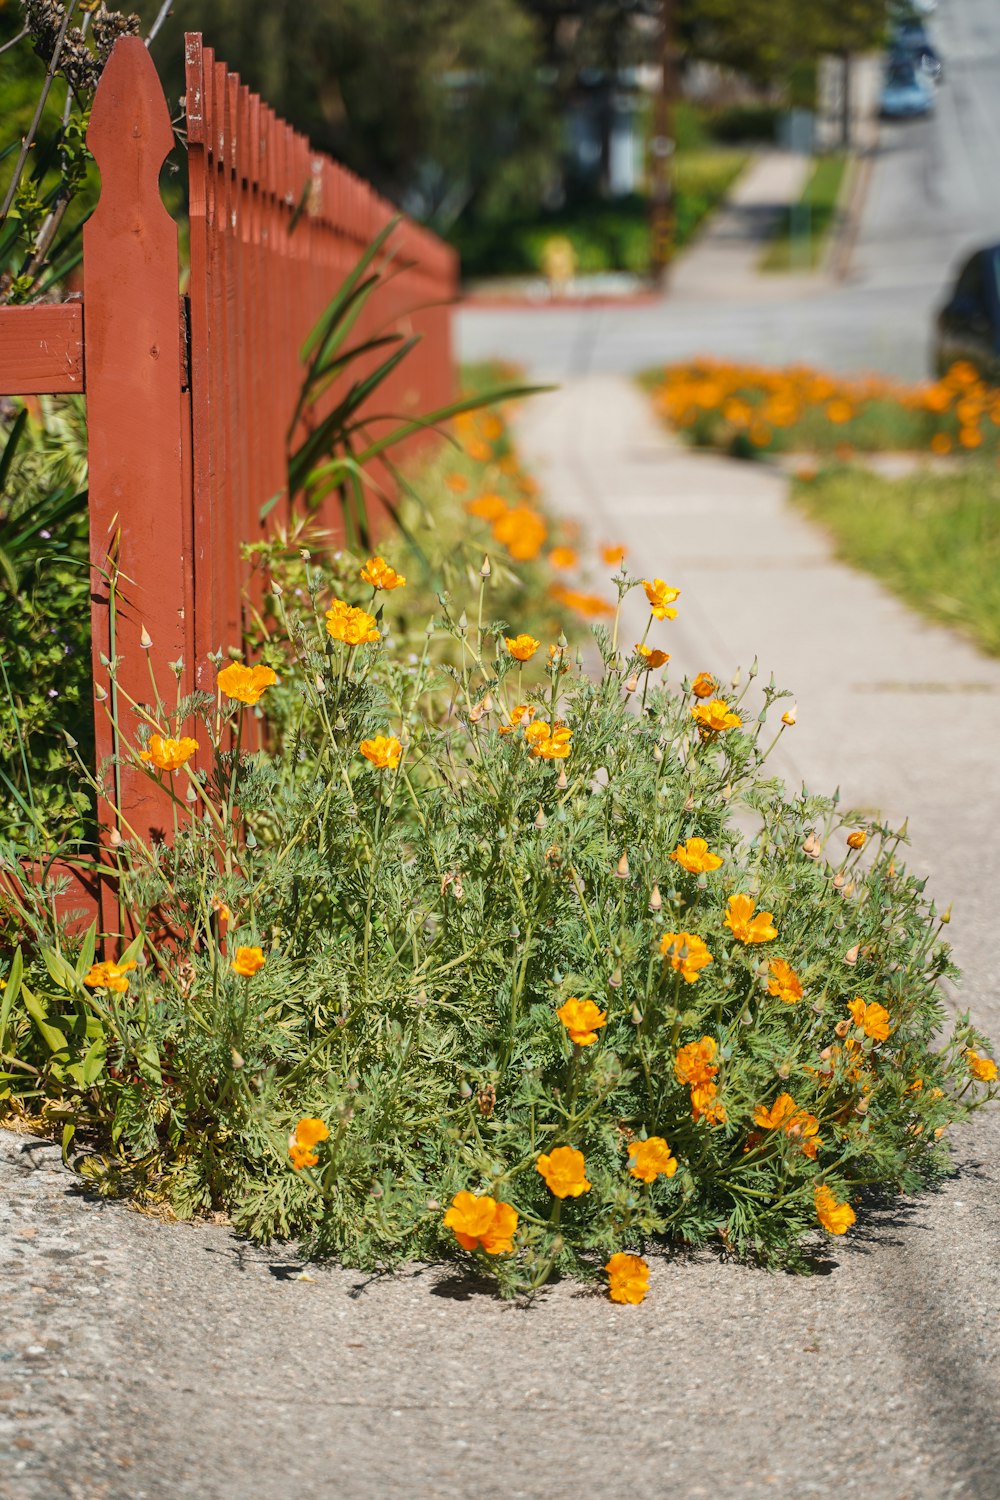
[646,358,1000,460]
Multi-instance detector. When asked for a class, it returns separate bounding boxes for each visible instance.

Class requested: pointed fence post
[84,37,194,909]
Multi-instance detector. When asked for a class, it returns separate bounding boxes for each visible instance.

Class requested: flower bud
[108,827,122,847]
[139,625,153,650]
[230,1048,245,1070]
[832,872,846,889]
[834,1018,851,1039]
[95,683,108,701]
[556,767,568,790]
[615,851,630,880]
[844,945,860,966]
[624,673,639,695]
[648,883,662,913]
[609,964,622,988]
[480,555,491,578]
[631,1005,643,1025]
[534,806,546,830]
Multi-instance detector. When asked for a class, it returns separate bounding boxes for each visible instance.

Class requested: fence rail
[0,33,457,934]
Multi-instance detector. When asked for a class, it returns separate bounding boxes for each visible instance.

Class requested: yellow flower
[498,703,534,735]
[548,546,578,570]
[536,1145,591,1198]
[231,946,265,977]
[556,996,607,1047]
[670,837,723,874]
[443,1191,519,1254]
[139,734,199,772]
[781,706,797,726]
[601,544,627,566]
[643,578,681,620]
[814,1182,856,1235]
[525,720,572,759]
[83,959,136,993]
[635,644,670,669]
[359,735,402,770]
[289,1116,329,1169]
[674,1035,719,1088]
[767,958,803,1004]
[505,633,541,662]
[724,894,777,945]
[691,699,742,735]
[360,555,406,591]
[966,1050,998,1082]
[605,1251,649,1304]
[660,931,713,984]
[846,830,867,850]
[847,996,891,1042]
[690,672,717,699]
[325,599,380,646]
[217,662,278,705]
[627,1137,677,1183]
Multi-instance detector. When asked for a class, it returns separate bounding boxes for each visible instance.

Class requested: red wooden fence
[0,34,457,934]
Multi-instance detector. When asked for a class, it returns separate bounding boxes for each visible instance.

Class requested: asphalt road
[458,0,1000,383]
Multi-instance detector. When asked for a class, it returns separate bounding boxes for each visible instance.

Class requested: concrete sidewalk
[669,149,818,301]
[4,378,1000,1500]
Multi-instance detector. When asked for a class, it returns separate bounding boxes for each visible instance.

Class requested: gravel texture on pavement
[4,375,1000,1500]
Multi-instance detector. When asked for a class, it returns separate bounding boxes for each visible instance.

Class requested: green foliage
[3,557,993,1293]
[793,465,1000,657]
[0,397,93,851]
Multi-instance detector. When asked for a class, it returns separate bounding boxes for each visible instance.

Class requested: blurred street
[459,0,1000,381]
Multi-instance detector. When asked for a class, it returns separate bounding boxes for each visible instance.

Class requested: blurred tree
[157,0,555,228]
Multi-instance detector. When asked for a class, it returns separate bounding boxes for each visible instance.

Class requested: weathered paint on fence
[0,33,458,934]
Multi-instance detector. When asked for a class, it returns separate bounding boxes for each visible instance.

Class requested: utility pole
[649,0,677,290]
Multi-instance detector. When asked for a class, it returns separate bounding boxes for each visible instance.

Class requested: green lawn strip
[792,464,1000,655]
[451,150,747,281]
[759,153,848,273]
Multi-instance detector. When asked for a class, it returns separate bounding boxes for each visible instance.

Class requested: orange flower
[670,837,723,874]
[627,1136,677,1183]
[826,399,853,424]
[505,633,540,662]
[846,830,867,850]
[466,492,508,522]
[674,1035,719,1088]
[525,720,572,760]
[643,578,681,620]
[83,959,136,993]
[635,644,670,670]
[556,997,608,1047]
[753,1092,798,1130]
[359,735,402,770]
[217,661,278,705]
[767,958,803,1004]
[660,931,713,984]
[548,546,578,570]
[288,1116,329,1171]
[443,1191,519,1254]
[690,672,717,699]
[492,503,547,561]
[536,1145,591,1198]
[325,599,380,646]
[605,1252,649,1304]
[360,555,406,591]
[847,996,891,1042]
[601,544,627,566]
[814,1182,856,1235]
[781,706,797,726]
[549,583,615,618]
[690,1080,727,1125]
[139,734,199,772]
[498,703,534,735]
[967,1050,998,1082]
[691,699,742,735]
[930,432,952,455]
[724,894,777,945]
[446,472,469,493]
[231,946,265,977]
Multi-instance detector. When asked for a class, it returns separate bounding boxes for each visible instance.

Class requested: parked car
[933,245,1000,382]
[892,21,944,81]
[879,57,936,118]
